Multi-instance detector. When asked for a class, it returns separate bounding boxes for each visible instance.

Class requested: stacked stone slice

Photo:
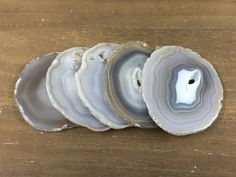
[14,42,223,136]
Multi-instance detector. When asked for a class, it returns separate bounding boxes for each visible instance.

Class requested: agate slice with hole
[14,53,75,131]
[104,41,157,128]
[46,47,109,132]
[75,43,131,129]
[142,46,223,135]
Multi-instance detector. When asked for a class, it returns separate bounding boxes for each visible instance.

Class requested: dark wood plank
[0,0,235,176]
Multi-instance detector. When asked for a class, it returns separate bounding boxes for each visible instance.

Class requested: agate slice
[142,46,223,135]
[14,53,75,131]
[75,43,131,129]
[104,41,157,128]
[46,48,109,132]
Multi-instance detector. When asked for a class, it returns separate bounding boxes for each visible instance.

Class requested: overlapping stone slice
[104,41,157,128]
[14,43,224,135]
[14,53,76,131]
[142,46,223,135]
[46,47,109,132]
[75,43,131,129]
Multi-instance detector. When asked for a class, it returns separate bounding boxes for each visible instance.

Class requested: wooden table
[0,0,235,176]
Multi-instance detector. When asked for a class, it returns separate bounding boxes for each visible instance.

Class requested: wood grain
[0,0,235,177]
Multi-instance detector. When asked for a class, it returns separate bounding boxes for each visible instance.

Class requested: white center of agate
[175,69,202,105]
[131,67,143,93]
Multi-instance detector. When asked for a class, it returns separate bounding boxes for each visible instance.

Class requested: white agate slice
[75,43,130,129]
[142,46,223,135]
[14,53,75,131]
[46,47,109,132]
[104,41,157,128]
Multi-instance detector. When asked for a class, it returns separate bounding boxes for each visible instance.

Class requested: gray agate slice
[142,46,223,136]
[14,53,75,131]
[75,43,131,129]
[46,48,109,132]
[104,41,157,128]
